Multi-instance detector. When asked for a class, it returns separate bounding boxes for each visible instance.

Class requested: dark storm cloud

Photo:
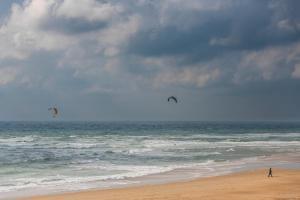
[41,17,108,34]
[129,16,230,60]
[1,0,300,121]
[128,0,300,63]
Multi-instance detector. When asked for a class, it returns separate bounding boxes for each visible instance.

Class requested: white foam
[0,165,176,193]
[226,148,235,152]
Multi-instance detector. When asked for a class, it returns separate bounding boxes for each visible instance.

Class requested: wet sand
[21,168,300,200]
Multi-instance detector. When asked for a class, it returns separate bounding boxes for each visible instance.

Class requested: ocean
[0,121,299,199]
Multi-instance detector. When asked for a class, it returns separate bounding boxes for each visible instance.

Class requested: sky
[0,0,300,121]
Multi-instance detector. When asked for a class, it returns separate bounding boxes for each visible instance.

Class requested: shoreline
[20,168,300,200]
[2,153,299,200]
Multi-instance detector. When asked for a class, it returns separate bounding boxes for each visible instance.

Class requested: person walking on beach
[268,168,273,177]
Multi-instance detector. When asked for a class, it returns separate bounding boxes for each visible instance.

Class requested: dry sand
[22,168,300,200]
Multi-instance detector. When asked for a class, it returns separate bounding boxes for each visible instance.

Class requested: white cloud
[0,0,76,59]
[0,0,143,94]
[0,0,126,60]
[233,42,300,83]
[98,15,140,46]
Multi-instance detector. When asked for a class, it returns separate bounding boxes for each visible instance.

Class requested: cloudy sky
[0,0,300,121]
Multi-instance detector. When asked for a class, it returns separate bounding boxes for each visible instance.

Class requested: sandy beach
[21,168,300,200]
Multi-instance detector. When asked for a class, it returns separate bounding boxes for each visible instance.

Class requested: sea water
[0,121,299,199]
